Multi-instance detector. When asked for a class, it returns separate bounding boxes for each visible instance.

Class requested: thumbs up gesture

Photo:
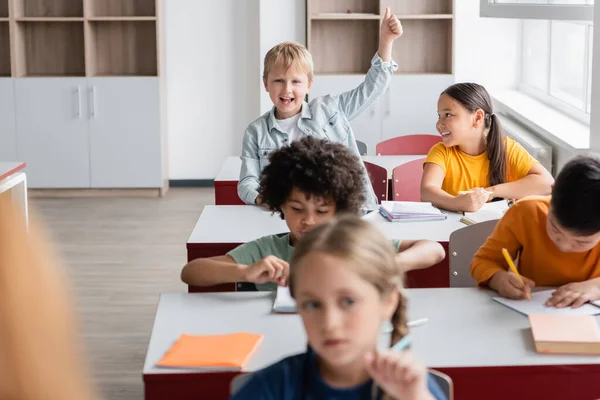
[380,7,403,43]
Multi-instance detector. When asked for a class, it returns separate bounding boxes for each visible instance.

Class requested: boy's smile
[264,64,312,120]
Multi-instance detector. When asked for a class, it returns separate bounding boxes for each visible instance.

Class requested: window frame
[480,1,593,21]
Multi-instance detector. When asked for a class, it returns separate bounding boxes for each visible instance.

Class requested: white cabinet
[89,78,161,188]
[309,75,454,155]
[14,77,162,188]
[0,79,17,162]
[15,78,91,188]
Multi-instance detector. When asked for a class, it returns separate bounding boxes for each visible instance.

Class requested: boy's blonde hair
[263,42,314,81]
[289,215,409,348]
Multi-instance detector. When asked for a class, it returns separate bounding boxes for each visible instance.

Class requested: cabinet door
[88,77,162,188]
[381,75,454,140]
[0,79,17,161]
[14,78,90,188]
[309,75,383,156]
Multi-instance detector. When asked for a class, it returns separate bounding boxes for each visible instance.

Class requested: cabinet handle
[90,86,97,119]
[75,86,82,118]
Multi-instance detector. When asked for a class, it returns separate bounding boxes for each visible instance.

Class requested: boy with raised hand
[238,7,403,207]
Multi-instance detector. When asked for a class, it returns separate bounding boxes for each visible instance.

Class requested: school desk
[0,162,28,224]
[143,289,600,400]
[186,206,464,292]
[214,155,424,205]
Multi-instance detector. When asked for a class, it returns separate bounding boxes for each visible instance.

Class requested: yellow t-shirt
[424,137,538,196]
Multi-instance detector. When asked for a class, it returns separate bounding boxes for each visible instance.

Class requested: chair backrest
[448,219,499,287]
[230,372,253,396]
[391,158,425,202]
[356,140,368,156]
[429,369,454,400]
[364,161,387,203]
[376,134,441,155]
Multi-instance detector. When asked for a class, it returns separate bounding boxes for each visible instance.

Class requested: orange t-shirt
[471,196,600,286]
[424,137,538,196]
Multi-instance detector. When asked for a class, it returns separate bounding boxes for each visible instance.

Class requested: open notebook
[529,314,600,355]
[461,200,510,226]
[493,289,600,317]
[379,201,447,223]
[156,332,263,371]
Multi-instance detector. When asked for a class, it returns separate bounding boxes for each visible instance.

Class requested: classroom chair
[376,135,441,155]
[356,140,368,156]
[364,161,388,203]
[448,219,499,287]
[391,158,425,202]
[430,369,454,400]
[230,373,252,396]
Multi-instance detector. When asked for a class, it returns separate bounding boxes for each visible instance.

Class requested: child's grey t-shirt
[227,233,401,291]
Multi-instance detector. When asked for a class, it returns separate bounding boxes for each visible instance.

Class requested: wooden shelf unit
[14,0,83,18]
[87,20,157,76]
[0,0,159,77]
[15,21,85,77]
[0,21,9,76]
[307,0,454,75]
[0,0,8,18]
[86,0,156,18]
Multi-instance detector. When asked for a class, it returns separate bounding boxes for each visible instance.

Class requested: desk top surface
[144,288,600,375]
[187,205,464,245]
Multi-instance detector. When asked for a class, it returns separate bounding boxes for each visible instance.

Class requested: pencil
[502,248,531,300]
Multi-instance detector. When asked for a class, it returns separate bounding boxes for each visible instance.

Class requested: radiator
[499,114,553,174]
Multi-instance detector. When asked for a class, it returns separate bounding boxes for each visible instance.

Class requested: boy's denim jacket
[238,52,398,206]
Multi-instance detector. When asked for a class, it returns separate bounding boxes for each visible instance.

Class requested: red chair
[392,158,426,201]
[376,135,441,155]
[364,161,387,203]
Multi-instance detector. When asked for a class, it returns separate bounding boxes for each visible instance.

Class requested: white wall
[258,0,306,114]
[165,0,260,180]
[454,0,521,90]
[590,1,600,153]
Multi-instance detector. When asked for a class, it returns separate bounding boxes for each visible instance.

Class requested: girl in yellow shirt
[421,83,554,212]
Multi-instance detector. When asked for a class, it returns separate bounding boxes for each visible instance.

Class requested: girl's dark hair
[442,82,507,187]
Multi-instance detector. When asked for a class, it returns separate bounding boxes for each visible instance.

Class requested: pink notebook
[529,314,600,355]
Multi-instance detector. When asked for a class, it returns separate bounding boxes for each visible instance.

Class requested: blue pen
[391,334,412,352]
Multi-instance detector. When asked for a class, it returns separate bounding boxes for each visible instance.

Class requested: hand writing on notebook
[546,279,600,309]
[364,350,434,400]
[489,270,535,300]
[457,188,490,212]
[244,255,289,286]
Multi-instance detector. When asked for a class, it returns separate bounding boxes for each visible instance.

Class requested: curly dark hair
[259,136,366,218]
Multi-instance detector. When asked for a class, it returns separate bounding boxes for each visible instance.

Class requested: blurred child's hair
[442,82,507,187]
[259,136,366,219]
[551,154,600,235]
[0,197,98,400]
[263,42,314,82]
[289,215,408,347]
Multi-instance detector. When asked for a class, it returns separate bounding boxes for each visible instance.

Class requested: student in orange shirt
[471,154,600,309]
[421,82,553,212]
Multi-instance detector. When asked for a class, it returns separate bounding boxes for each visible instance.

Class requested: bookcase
[0,0,167,193]
[307,0,454,74]
[1,0,158,77]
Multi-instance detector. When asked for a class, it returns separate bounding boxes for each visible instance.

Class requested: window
[481,0,593,20]
[521,20,593,123]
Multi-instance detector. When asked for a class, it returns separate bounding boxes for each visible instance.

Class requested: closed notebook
[156,332,263,370]
[529,314,600,355]
[379,201,447,222]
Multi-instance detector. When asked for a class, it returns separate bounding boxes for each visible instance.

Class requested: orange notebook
[529,314,600,355]
[157,332,263,370]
